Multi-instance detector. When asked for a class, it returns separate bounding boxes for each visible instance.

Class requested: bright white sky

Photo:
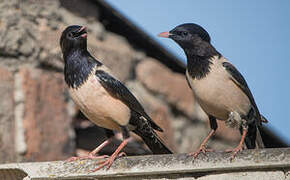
[106,0,290,144]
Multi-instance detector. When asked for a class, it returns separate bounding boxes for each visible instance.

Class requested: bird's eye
[68,32,73,38]
[181,31,188,36]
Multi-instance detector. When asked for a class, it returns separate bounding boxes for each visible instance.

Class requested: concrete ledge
[0,148,290,179]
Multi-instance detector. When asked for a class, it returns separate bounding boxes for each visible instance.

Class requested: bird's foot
[66,154,109,162]
[188,145,214,159]
[225,144,244,160]
[90,151,126,172]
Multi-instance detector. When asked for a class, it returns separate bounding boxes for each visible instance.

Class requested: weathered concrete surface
[0,148,289,180]
[198,171,285,180]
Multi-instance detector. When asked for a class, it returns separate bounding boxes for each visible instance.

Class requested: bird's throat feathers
[64,50,101,89]
[185,43,221,80]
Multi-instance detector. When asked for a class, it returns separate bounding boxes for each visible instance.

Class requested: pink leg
[188,129,215,158]
[225,128,247,160]
[66,138,113,162]
[91,138,129,171]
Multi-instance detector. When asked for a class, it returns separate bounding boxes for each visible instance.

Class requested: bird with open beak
[60,25,172,171]
[158,23,268,159]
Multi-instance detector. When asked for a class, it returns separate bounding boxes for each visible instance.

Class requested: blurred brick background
[0,0,240,163]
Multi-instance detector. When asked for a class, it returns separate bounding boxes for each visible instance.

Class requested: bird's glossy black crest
[168,23,218,56]
[60,25,101,88]
[167,23,220,79]
[169,23,211,43]
[60,25,87,57]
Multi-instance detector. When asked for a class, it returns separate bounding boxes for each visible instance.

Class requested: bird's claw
[91,152,126,172]
[91,158,114,172]
[66,156,79,162]
[188,146,214,159]
[225,145,244,160]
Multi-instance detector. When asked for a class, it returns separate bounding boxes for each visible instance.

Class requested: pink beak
[78,26,86,33]
[158,32,170,38]
[78,26,87,38]
[81,33,87,38]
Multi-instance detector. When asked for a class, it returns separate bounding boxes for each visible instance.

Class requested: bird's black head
[60,25,87,56]
[158,23,220,79]
[158,23,211,49]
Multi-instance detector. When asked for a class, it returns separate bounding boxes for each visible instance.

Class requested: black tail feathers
[130,112,172,154]
[133,128,172,154]
[244,123,264,149]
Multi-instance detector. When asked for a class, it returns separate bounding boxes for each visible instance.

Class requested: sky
[106,0,290,144]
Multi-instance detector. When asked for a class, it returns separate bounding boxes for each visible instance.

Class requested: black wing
[95,70,163,132]
[222,62,262,124]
